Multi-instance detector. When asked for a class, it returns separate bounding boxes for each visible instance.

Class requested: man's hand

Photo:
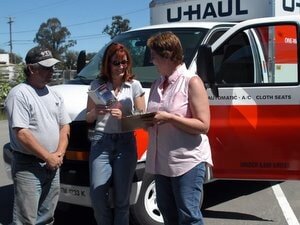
[45,151,64,170]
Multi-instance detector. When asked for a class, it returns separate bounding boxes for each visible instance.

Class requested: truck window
[213,24,298,85]
[214,32,255,84]
[114,29,207,87]
[77,28,209,87]
[206,29,228,45]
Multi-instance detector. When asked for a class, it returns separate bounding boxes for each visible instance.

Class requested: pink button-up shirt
[146,64,213,177]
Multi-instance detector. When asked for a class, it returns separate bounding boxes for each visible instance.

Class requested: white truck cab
[3,1,300,225]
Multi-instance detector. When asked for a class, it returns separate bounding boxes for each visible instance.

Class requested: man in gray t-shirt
[4,46,71,225]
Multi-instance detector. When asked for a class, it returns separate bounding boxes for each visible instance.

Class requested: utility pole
[7,17,14,63]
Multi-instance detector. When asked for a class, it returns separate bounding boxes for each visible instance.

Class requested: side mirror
[197,44,219,97]
[77,50,86,74]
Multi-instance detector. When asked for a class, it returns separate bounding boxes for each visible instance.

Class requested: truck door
[207,19,300,180]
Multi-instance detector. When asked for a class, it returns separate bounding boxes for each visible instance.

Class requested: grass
[0,109,7,120]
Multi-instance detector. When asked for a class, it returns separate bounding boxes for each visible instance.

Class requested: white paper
[87,84,117,106]
[87,89,106,105]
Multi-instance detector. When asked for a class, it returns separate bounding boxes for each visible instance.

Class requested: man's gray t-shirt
[5,83,71,155]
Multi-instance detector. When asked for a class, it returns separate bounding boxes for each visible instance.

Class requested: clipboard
[121,112,156,131]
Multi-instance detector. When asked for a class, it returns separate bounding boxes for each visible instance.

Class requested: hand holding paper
[121,112,156,131]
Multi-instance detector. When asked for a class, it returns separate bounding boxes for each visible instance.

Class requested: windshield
[77,28,208,87]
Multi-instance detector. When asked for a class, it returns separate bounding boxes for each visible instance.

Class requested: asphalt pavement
[0,120,13,225]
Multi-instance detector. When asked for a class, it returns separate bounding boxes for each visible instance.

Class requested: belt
[12,151,45,163]
[91,131,134,142]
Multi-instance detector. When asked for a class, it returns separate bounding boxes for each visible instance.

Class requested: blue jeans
[155,162,206,225]
[12,151,60,225]
[89,131,137,225]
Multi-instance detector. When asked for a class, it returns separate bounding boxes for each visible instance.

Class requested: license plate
[59,184,91,207]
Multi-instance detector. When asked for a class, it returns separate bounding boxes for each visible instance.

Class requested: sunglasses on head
[111,60,128,66]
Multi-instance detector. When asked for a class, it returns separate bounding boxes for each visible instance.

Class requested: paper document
[87,84,117,106]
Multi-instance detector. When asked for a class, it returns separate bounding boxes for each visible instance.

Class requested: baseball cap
[25,46,60,67]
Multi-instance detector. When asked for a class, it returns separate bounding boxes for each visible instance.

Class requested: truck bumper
[59,159,146,207]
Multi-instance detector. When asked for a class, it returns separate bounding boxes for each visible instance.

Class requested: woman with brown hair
[146,32,212,225]
[86,43,145,225]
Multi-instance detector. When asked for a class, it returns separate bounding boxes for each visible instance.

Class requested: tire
[130,173,205,225]
[130,173,164,225]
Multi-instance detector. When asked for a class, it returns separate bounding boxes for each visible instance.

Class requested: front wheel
[130,173,205,225]
[130,173,164,225]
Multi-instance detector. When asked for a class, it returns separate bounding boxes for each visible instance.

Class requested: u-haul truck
[3,1,300,225]
[150,0,300,24]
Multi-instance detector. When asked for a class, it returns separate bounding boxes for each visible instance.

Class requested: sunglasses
[111,60,128,66]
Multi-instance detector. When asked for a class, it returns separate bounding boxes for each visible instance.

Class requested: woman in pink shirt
[146,32,212,225]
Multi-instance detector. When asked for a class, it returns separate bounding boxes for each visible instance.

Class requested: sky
[0,0,151,60]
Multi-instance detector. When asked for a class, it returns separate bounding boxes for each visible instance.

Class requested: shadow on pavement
[54,203,96,225]
[202,180,281,221]
[202,180,281,209]
[0,184,13,225]
[0,185,97,225]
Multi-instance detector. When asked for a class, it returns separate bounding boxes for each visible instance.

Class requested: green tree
[103,16,131,39]
[0,64,25,107]
[0,82,10,104]
[13,64,26,84]
[34,18,77,62]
